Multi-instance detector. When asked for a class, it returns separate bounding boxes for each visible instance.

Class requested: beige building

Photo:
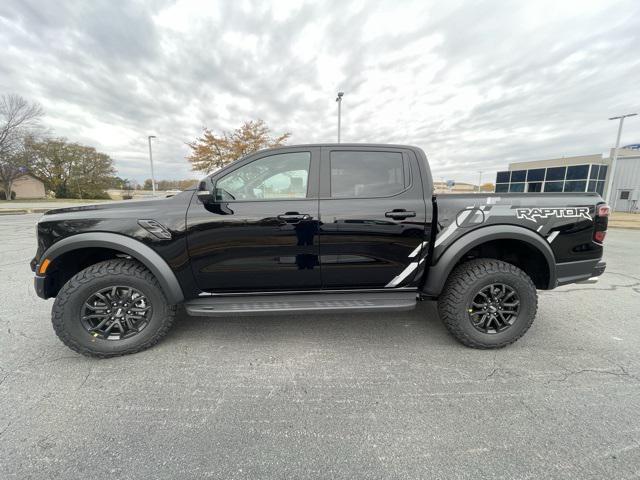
[433,181,484,194]
[1,174,46,199]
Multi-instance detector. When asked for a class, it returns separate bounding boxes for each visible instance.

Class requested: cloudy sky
[1,0,639,184]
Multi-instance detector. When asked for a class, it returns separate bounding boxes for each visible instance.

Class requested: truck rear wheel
[438,259,537,349]
[52,259,176,358]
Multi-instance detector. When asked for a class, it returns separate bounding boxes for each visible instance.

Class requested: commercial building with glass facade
[495,154,609,196]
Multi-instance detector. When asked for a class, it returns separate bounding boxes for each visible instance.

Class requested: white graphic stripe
[547,231,560,243]
[408,241,428,258]
[434,207,473,248]
[385,262,419,288]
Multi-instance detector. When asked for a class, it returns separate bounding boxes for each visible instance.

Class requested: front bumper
[34,274,47,299]
[555,259,606,287]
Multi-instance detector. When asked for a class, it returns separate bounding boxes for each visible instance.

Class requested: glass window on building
[598,165,608,180]
[588,180,597,192]
[546,166,566,181]
[496,171,510,183]
[564,180,587,192]
[589,165,600,180]
[526,168,545,182]
[509,183,525,192]
[495,183,509,193]
[566,164,589,180]
[544,181,564,192]
[596,181,605,196]
[527,182,542,192]
[511,170,526,182]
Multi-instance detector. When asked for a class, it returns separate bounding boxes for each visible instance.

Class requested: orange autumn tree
[186,120,291,174]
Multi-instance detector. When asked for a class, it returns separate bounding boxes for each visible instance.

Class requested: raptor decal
[515,207,591,223]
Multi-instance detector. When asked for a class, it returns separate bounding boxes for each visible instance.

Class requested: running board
[184,291,418,317]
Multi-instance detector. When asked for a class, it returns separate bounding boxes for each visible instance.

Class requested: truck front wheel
[438,259,538,349]
[52,259,176,358]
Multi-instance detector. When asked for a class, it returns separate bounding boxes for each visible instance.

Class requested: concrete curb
[608,223,640,231]
[0,208,50,215]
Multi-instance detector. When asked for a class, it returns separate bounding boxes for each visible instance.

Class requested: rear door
[318,146,429,288]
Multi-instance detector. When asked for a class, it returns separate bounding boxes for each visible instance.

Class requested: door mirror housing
[197,180,234,204]
[196,188,213,201]
[196,180,215,203]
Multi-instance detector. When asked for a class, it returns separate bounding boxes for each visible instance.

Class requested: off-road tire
[52,259,176,358]
[438,258,537,349]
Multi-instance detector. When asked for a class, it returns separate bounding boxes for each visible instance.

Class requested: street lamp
[336,91,344,143]
[147,135,157,196]
[605,113,637,205]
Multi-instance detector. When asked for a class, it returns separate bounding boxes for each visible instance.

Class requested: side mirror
[196,180,222,203]
[197,186,230,203]
[196,188,214,202]
[196,179,214,201]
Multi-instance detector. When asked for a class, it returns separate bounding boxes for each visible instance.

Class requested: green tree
[186,119,290,174]
[28,138,116,199]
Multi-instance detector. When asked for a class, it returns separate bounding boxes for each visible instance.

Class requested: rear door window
[330,151,407,198]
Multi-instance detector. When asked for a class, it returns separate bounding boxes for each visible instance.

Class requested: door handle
[385,209,416,219]
[277,213,311,223]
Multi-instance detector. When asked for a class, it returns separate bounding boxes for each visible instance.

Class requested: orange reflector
[38,258,51,274]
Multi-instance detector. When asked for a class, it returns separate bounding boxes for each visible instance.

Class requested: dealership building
[495,145,640,212]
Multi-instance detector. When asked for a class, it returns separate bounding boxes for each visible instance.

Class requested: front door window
[216,152,310,200]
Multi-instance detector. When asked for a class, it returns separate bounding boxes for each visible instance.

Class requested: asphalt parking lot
[1,214,639,479]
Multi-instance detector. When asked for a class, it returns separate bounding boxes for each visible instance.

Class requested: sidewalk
[609,212,640,230]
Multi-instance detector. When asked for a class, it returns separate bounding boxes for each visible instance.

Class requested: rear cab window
[329,150,409,198]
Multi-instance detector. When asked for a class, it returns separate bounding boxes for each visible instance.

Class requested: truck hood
[42,197,174,216]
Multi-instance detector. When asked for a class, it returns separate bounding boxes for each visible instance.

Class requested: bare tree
[0,94,44,200]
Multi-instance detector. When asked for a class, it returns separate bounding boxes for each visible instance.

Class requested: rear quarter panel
[433,193,605,264]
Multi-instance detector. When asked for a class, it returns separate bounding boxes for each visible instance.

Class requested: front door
[318,146,429,288]
[186,147,321,292]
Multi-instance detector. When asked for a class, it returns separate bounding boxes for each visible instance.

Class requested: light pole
[605,113,637,205]
[147,135,157,196]
[336,91,344,143]
[477,170,483,192]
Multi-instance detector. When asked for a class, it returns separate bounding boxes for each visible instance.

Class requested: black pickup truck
[31,144,608,357]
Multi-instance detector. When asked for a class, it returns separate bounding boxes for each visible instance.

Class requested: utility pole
[477,170,483,192]
[605,113,636,205]
[336,92,344,143]
[148,135,157,196]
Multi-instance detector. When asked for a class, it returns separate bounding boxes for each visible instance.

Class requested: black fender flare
[40,232,184,304]
[422,225,557,297]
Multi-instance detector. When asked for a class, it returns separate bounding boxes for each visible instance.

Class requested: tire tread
[438,258,537,349]
[52,259,176,358]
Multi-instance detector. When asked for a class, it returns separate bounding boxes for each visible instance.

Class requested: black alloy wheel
[81,286,152,340]
[467,283,520,334]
